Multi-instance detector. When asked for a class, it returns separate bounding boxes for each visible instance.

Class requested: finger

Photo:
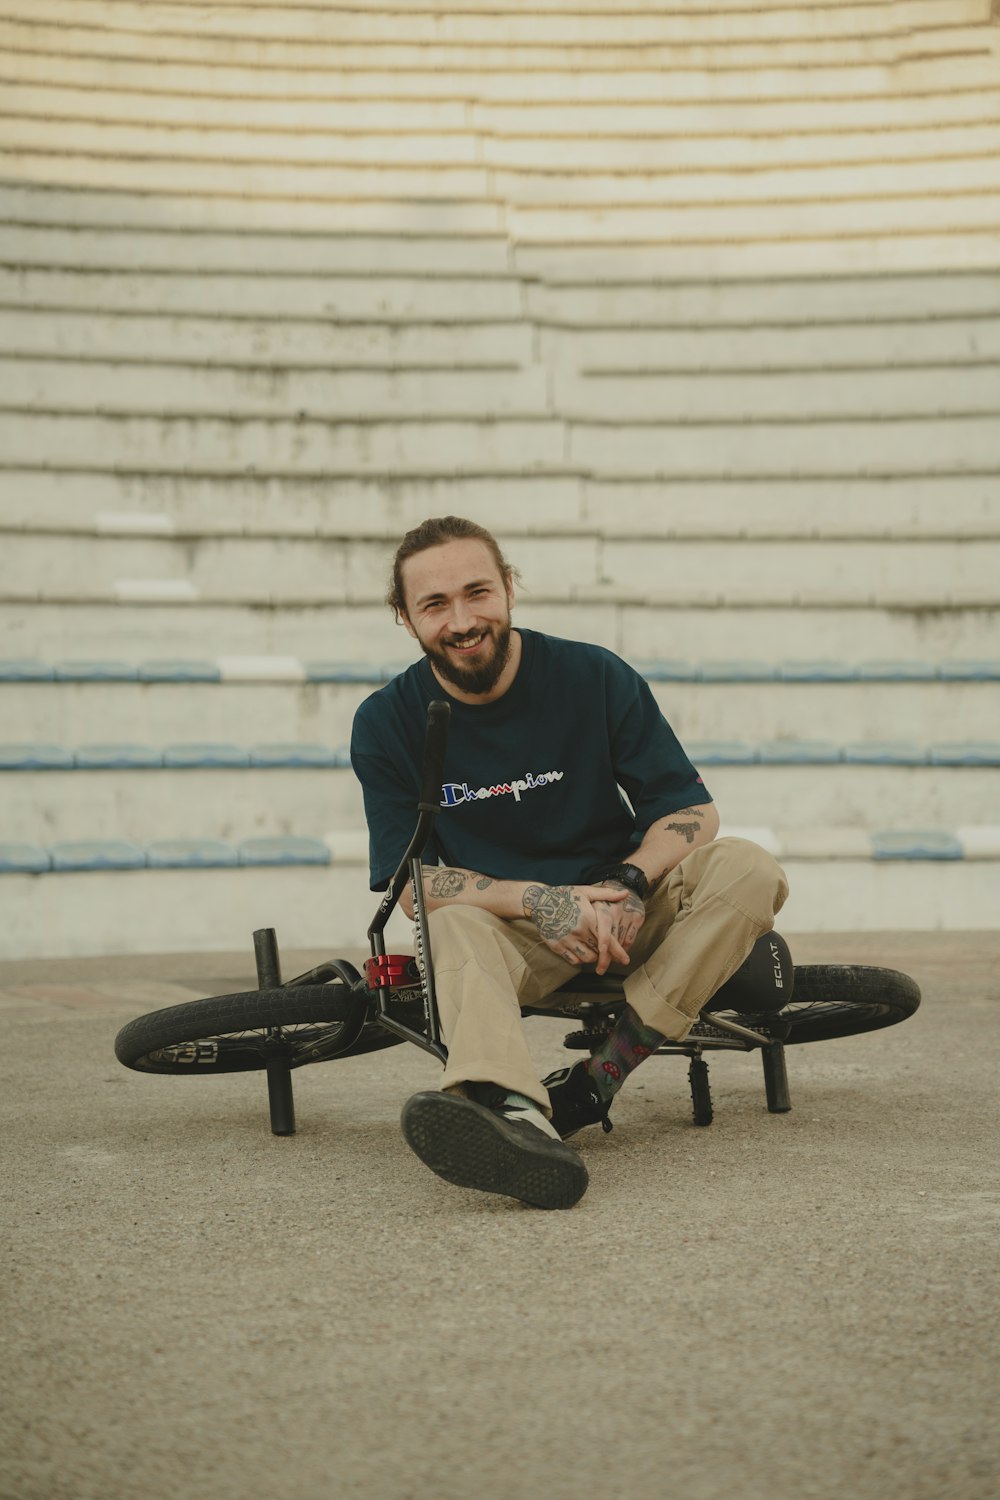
[591,904,614,975]
[581,884,628,903]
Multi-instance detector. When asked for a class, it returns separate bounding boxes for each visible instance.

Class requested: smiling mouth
[448,633,487,653]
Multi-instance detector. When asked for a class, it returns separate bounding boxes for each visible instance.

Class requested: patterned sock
[586,1005,667,1104]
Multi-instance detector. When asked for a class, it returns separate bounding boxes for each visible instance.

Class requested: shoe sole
[401,1092,588,1210]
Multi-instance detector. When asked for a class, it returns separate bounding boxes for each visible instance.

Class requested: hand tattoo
[428,869,467,898]
[522,884,581,941]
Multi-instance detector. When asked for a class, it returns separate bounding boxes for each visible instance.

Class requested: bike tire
[114,983,385,1075]
[771,964,920,1044]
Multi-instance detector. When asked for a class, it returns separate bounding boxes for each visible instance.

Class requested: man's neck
[431,629,523,705]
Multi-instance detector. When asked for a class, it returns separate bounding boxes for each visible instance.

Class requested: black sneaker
[542,1061,613,1140]
[400,1089,589,1209]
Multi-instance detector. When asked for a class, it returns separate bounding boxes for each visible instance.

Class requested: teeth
[452,634,483,650]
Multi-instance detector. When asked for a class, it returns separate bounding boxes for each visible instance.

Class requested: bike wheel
[114,983,381,1075]
[773,964,920,1044]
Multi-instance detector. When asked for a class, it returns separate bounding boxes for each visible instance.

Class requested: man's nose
[449,599,476,633]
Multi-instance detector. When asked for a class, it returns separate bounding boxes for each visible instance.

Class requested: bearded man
[351,515,788,1209]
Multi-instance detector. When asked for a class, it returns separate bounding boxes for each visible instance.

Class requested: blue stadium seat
[138,660,222,682]
[632,660,700,681]
[74,745,164,769]
[146,839,240,868]
[50,841,147,871]
[0,842,51,873]
[685,741,757,765]
[856,661,938,680]
[237,837,331,866]
[871,831,963,861]
[54,661,139,681]
[700,661,777,681]
[938,661,1000,680]
[162,744,250,768]
[929,743,1000,766]
[304,662,381,683]
[0,659,54,680]
[778,661,855,681]
[843,743,927,765]
[0,744,75,770]
[249,744,340,768]
[758,741,842,764]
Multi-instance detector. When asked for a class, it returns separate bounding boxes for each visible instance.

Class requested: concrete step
[3,79,998,137]
[540,319,1000,371]
[0,266,524,321]
[514,234,1000,280]
[5,87,1000,170]
[4,408,999,478]
[2,0,990,47]
[2,44,997,100]
[10,677,998,755]
[526,273,1000,325]
[0,472,587,537]
[0,27,992,73]
[8,119,1000,202]
[0,851,995,959]
[0,358,551,420]
[3,761,995,846]
[0,410,569,474]
[0,308,536,369]
[484,122,1000,171]
[507,194,1000,243]
[17,353,1000,424]
[555,366,1000,421]
[2,532,997,608]
[9,0,993,21]
[6,471,998,542]
[568,414,1000,478]
[4,600,998,664]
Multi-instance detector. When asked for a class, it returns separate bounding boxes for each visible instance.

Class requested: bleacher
[1,0,998,956]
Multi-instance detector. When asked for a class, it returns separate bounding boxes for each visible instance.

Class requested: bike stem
[366,700,451,1062]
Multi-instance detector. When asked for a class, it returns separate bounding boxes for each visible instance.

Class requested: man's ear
[399,609,418,640]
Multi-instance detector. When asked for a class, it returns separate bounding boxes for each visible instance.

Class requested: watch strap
[599,862,649,900]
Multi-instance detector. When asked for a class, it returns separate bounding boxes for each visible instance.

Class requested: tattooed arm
[398,865,629,969]
[592,801,720,962]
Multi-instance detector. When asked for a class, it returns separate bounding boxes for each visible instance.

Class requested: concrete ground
[1,930,997,1500]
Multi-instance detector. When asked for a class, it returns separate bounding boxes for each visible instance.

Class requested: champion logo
[440,769,565,808]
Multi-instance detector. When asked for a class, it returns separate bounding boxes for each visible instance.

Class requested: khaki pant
[428,837,789,1112]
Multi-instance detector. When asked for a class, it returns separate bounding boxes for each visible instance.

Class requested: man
[351,516,788,1210]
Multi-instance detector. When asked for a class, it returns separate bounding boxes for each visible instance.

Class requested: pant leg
[427,903,575,1112]
[623,837,789,1041]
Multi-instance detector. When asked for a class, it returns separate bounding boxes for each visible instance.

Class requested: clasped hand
[521,881,647,974]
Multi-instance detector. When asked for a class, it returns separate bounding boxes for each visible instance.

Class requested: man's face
[400,538,514,696]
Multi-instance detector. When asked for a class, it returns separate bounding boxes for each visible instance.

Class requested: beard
[421,620,513,696]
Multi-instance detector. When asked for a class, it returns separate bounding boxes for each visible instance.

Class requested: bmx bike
[115,701,921,1136]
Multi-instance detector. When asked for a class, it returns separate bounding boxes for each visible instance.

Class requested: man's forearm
[400,865,531,921]
[619,801,720,889]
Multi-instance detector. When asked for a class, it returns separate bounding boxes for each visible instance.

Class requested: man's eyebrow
[414,577,495,608]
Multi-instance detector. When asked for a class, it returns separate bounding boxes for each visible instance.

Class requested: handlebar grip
[418,699,451,811]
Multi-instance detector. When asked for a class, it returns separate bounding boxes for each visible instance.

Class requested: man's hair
[386,515,517,620]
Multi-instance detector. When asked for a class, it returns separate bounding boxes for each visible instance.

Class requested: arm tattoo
[664,820,701,844]
[475,875,494,890]
[428,868,468,899]
[522,884,581,941]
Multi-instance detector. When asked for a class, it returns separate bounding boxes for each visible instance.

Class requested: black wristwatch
[599,863,649,900]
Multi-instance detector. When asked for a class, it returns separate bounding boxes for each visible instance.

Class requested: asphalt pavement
[2,930,998,1500]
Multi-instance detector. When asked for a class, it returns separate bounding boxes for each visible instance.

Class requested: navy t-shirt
[350,628,711,891]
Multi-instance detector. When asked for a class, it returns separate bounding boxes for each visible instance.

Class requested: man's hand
[521,884,630,971]
[595,880,647,969]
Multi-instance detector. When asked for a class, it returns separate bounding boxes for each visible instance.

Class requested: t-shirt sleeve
[606,660,711,830]
[350,700,438,891]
